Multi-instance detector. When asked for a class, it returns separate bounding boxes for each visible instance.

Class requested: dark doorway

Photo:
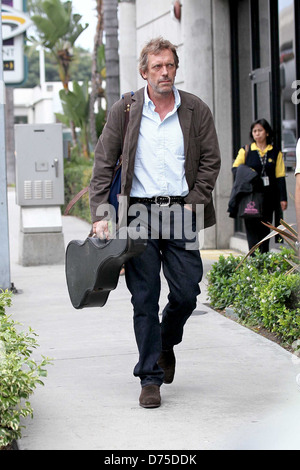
[230,0,285,236]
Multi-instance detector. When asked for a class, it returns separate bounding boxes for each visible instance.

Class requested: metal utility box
[15,124,64,207]
[14,124,65,266]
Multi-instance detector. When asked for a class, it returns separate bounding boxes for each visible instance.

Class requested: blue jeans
[125,204,203,387]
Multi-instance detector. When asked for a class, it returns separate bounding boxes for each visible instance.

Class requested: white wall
[14,82,65,124]
[135,0,183,89]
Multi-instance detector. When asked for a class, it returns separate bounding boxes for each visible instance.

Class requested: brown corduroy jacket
[89,87,221,229]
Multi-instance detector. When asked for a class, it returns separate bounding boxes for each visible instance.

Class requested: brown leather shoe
[157,349,176,384]
[139,385,161,408]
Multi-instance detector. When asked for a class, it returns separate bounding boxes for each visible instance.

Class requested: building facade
[119,0,299,250]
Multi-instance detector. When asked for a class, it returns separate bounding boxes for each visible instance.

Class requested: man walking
[89,37,221,408]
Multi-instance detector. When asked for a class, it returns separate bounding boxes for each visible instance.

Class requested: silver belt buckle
[155,196,171,206]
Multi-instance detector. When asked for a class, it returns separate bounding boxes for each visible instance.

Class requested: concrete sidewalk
[5,188,300,450]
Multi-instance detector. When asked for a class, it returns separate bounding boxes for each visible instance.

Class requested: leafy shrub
[207,248,300,345]
[0,291,51,449]
[63,155,93,223]
[259,274,300,342]
[232,262,262,322]
[206,254,241,309]
[207,249,292,310]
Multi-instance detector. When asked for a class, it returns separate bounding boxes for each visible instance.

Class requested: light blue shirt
[130,86,189,197]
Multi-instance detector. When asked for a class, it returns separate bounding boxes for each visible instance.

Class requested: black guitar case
[65,227,147,309]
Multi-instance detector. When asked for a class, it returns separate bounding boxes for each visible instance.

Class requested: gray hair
[139,37,179,77]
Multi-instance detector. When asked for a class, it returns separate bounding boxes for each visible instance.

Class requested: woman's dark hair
[249,118,273,145]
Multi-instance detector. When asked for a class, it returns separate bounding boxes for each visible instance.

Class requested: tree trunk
[103,0,120,112]
[90,0,104,148]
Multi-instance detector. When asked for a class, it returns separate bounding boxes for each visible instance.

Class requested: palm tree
[89,0,104,148]
[103,0,120,111]
[56,81,91,158]
[29,0,88,145]
[30,0,88,90]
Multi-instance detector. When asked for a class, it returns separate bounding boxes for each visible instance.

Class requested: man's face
[142,49,177,96]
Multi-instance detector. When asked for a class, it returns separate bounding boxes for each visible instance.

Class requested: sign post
[0,7,11,291]
[0,0,31,289]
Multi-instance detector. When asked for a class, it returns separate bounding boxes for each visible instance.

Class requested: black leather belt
[130,196,185,207]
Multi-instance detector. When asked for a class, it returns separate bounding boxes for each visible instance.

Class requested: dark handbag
[238,192,263,218]
[108,160,122,217]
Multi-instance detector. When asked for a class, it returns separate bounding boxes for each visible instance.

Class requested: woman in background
[232,119,287,253]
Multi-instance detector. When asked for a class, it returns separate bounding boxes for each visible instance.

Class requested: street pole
[0,5,11,291]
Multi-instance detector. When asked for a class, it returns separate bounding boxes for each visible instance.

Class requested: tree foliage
[28,0,88,89]
[24,45,92,87]
[56,81,91,158]
[26,0,110,156]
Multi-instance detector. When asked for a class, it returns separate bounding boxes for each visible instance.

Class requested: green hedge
[207,249,300,346]
[63,157,93,224]
[0,291,51,449]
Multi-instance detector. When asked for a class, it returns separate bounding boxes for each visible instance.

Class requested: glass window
[279,0,296,135]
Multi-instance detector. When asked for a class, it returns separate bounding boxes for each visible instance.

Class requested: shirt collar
[251,142,273,155]
[144,84,181,110]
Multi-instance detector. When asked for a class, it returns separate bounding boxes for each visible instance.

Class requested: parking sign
[1,0,31,85]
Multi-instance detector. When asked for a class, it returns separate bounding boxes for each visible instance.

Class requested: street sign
[1,0,32,85]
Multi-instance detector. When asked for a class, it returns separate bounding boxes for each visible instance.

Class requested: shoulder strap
[64,186,89,216]
[119,91,134,161]
[64,92,133,216]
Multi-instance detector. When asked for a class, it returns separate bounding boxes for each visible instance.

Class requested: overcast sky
[72,0,98,51]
